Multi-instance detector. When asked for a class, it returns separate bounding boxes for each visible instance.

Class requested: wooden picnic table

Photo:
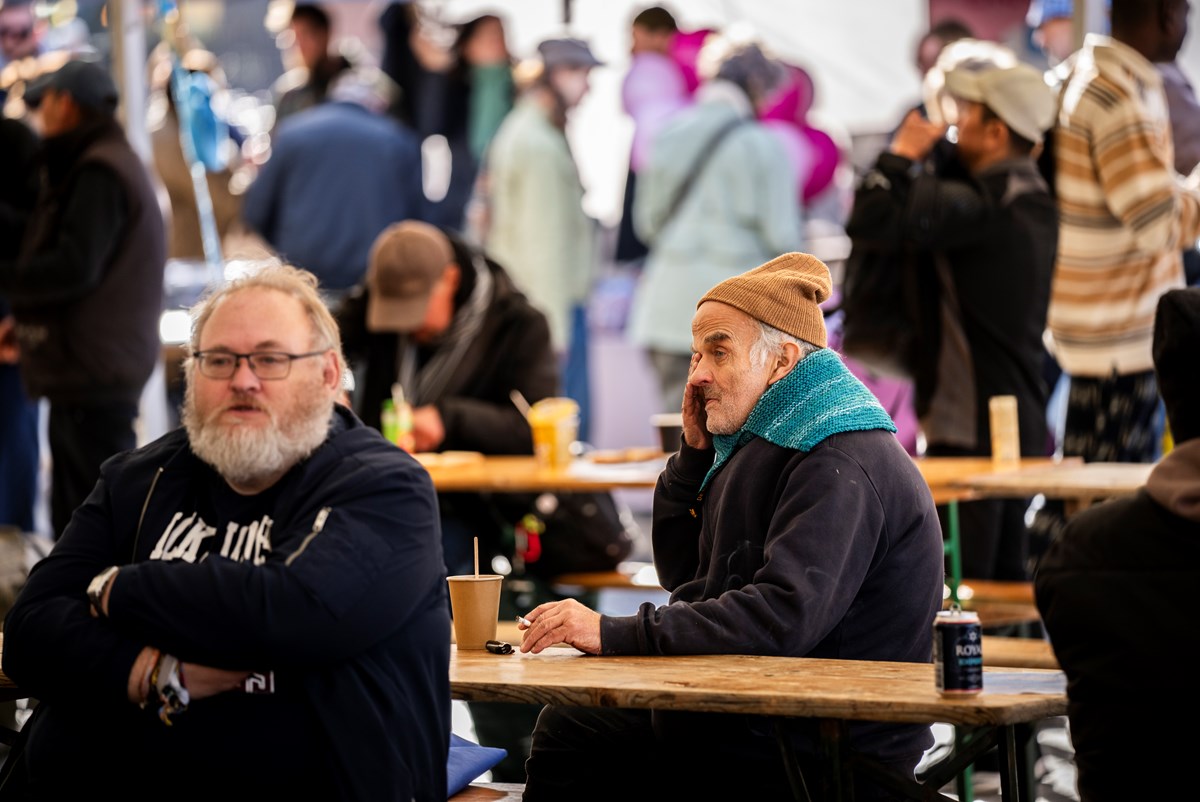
[450,648,1066,801]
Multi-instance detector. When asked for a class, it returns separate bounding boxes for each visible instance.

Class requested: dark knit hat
[697,252,831,347]
[1153,287,1200,443]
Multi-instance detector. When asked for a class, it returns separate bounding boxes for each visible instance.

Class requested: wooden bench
[450,782,526,801]
[981,636,1058,669]
[949,578,1042,633]
[549,567,662,592]
[953,600,1042,631]
[957,579,1035,605]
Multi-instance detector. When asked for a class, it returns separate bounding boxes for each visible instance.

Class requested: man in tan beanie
[517,253,945,800]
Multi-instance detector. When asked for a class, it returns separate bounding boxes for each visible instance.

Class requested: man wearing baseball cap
[336,220,559,572]
[338,218,632,782]
[846,44,1059,583]
[517,253,944,799]
[0,57,165,541]
[23,58,119,116]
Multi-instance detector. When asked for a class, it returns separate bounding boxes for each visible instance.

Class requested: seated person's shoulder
[799,431,922,498]
[326,433,436,501]
[1053,493,1200,567]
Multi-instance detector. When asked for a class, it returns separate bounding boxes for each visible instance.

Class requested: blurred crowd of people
[1,0,1197,578]
[1,0,856,545]
[2,0,1198,587]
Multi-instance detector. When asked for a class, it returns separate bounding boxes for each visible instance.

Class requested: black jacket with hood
[2,406,451,801]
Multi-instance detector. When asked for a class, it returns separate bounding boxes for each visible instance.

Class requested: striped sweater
[1050,34,1200,376]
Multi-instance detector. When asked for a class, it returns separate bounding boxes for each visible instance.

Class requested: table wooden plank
[469,625,1058,667]
[423,455,666,493]
[949,461,1151,501]
[449,650,1065,728]
[913,456,1082,495]
[422,454,1082,499]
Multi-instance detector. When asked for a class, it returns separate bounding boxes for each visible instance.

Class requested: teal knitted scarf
[702,348,898,491]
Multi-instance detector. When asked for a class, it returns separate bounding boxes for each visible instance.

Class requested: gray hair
[749,321,819,369]
[186,263,345,371]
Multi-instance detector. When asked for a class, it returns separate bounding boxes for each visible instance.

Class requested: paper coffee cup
[447,574,503,650]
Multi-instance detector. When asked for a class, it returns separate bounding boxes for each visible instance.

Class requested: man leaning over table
[1,265,451,801]
[335,219,560,783]
[335,219,558,578]
[517,253,946,801]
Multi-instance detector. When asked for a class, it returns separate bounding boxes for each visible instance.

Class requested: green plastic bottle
[391,383,415,452]
[381,399,399,445]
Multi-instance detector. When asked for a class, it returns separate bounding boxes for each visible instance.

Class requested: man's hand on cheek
[682,355,712,450]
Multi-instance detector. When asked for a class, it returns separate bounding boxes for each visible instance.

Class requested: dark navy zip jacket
[4,405,450,801]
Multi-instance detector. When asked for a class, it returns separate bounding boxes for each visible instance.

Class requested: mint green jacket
[484,98,595,352]
[629,90,804,354]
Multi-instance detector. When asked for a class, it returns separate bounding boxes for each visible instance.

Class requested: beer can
[933,606,983,695]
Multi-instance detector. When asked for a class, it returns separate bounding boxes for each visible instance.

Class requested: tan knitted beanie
[697,252,832,347]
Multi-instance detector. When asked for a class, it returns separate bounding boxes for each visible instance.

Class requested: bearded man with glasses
[2,264,452,801]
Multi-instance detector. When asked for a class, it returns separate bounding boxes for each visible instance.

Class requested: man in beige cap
[517,253,944,800]
[845,46,1058,582]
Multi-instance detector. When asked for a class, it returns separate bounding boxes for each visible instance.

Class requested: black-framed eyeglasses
[193,350,327,380]
[0,26,32,41]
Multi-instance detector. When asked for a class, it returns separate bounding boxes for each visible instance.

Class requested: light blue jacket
[629,83,804,354]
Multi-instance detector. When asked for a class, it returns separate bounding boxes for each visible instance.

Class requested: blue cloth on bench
[447,733,508,797]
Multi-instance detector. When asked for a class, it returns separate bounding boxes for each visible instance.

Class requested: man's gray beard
[706,411,751,436]
[182,384,333,489]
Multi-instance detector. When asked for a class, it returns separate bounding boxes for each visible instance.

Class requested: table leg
[773,719,813,802]
[997,724,1021,801]
[945,500,962,604]
[817,718,852,801]
[954,726,974,802]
